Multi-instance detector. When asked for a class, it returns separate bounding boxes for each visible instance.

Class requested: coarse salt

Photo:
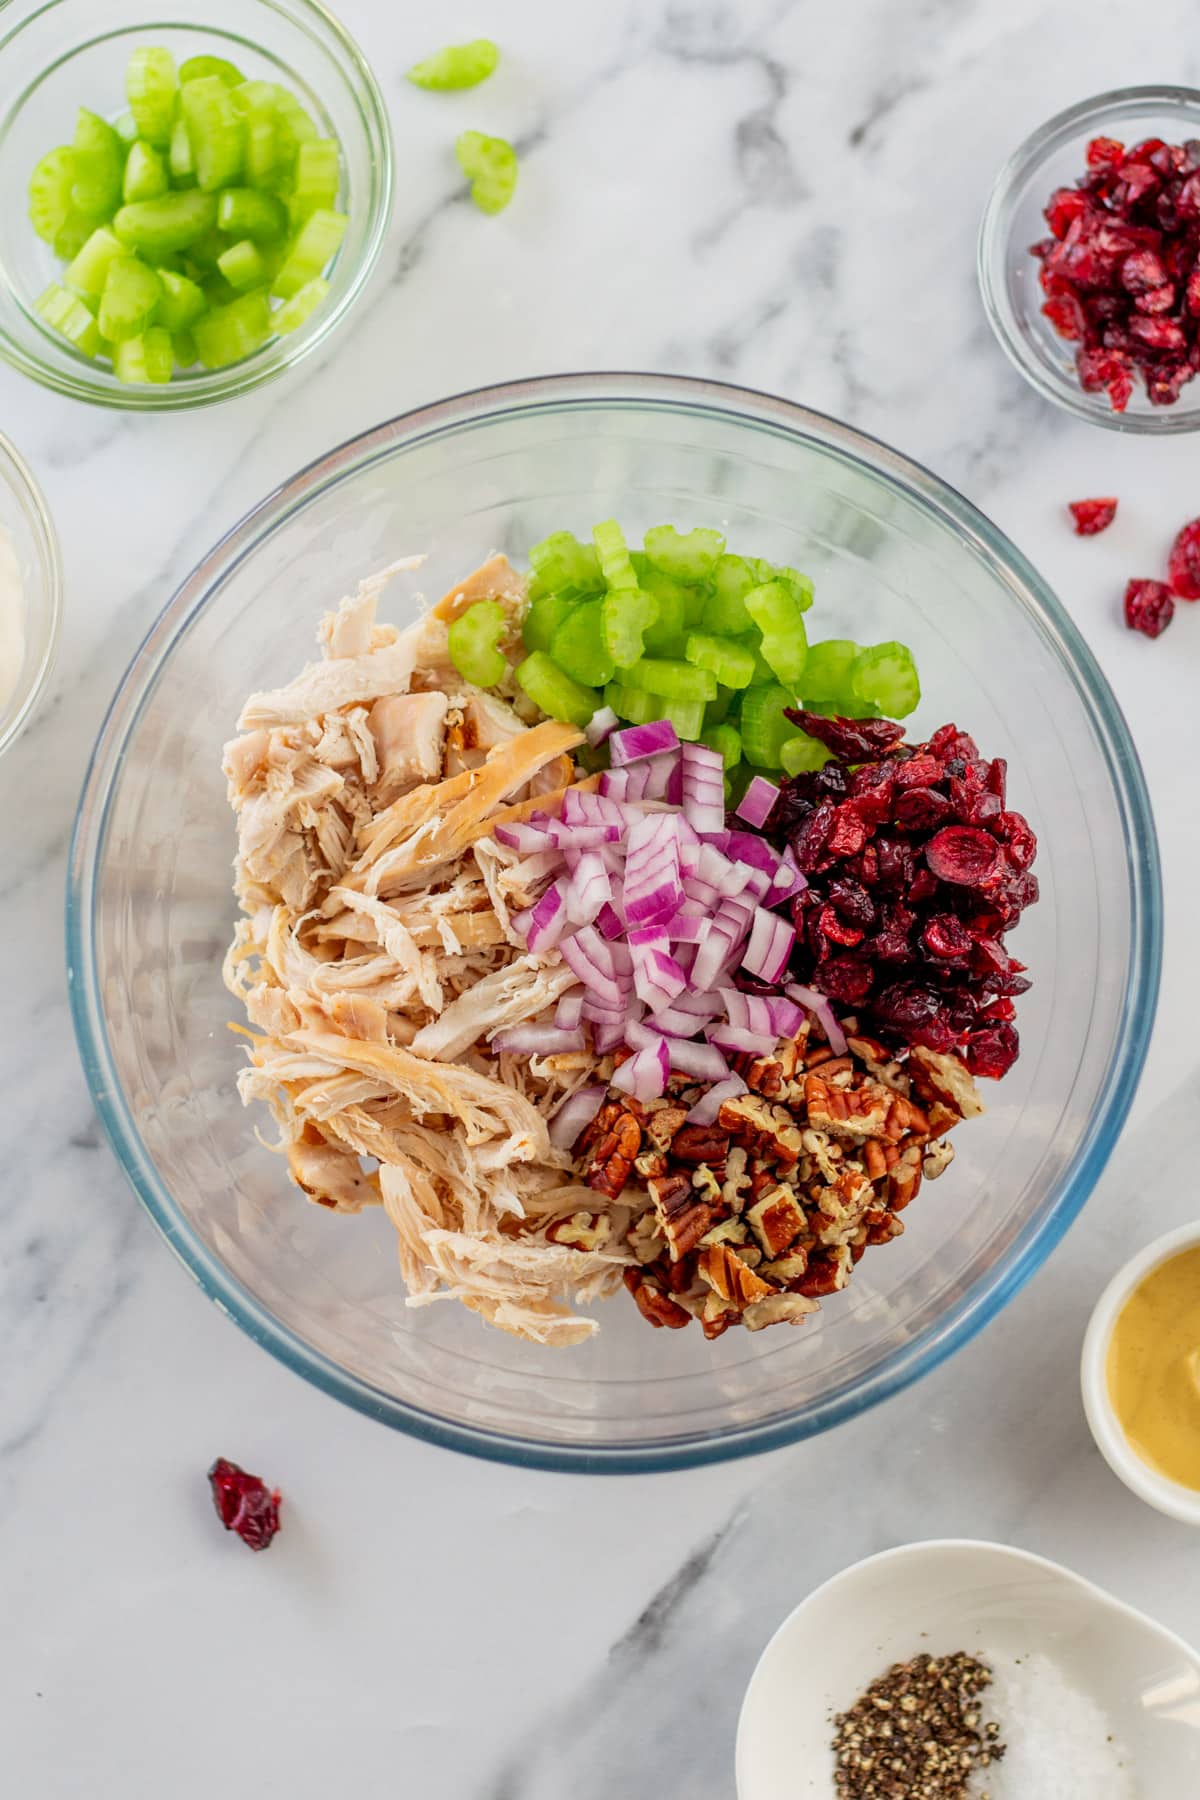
[982,1650,1136,1799]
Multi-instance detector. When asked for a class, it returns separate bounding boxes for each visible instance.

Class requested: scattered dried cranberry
[1123,578,1175,639]
[1167,517,1200,598]
[208,1457,281,1551]
[1068,497,1118,535]
[1032,132,1200,409]
[925,826,1002,887]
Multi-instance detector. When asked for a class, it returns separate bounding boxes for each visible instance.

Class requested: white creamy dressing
[0,525,25,712]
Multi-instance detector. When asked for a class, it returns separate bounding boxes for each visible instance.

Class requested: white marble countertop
[5,1,1200,1793]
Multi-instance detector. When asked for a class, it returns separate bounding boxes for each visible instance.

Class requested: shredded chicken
[223,558,630,1346]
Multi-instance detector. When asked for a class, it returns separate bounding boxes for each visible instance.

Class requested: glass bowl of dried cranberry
[67,374,1162,1472]
[980,86,1200,431]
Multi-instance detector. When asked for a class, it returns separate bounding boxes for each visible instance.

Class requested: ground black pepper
[831,1651,1006,1799]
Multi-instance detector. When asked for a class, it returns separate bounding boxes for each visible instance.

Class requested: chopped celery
[593,518,637,591]
[850,641,921,717]
[455,130,518,214]
[290,140,340,222]
[126,47,178,146]
[628,657,717,704]
[180,75,245,191]
[705,684,735,725]
[780,732,832,776]
[172,326,198,368]
[54,212,96,260]
[643,524,725,582]
[245,117,284,189]
[550,601,616,688]
[516,651,597,728]
[169,118,196,185]
[272,276,329,333]
[122,141,168,203]
[216,238,266,290]
[527,532,602,599]
[522,592,574,654]
[64,225,124,297]
[684,631,755,690]
[744,579,809,688]
[273,88,319,156]
[407,40,500,91]
[604,681,660,727]
[270,207,346,298]
[217,186,288,243]
[114,326,173,383]
[798,638,861,707]
[448,600,508,687]
[640,585,686,654]
[155,267,207,331]
[36,283,101,357]
[700,722,742,768]
[740,682,796,769]
[701,554,756,635]
[183,225,230,271]
[200,270,239,309]
[179,54,245,88]
[749,558,814,611]
[29,147,77,246]
[193,288,271,367]
[72,109,124,216]
[600,586,658,670]
[658,698,706,741]
[114,111,139,148]
[114,191,217,255]
[98,255,162,340]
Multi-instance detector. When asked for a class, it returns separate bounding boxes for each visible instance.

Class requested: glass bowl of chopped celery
[0,0,391,407]
[68,373,1160,1470]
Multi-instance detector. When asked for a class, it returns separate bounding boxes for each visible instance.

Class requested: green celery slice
[448,600,508,687]
[169,118,196,185]
[705,685,735,725]
[516,651,597,728]
[521,592,574,654]
[29,147,78,246]
[798,639,861,707]
[455,130,517,214]
[217,186,288,243]
[600,586,658,670]
[527,532,602,599]
[628,657,717,704]
[172,326,198,368]
[658,697,705,741]
[216,238,266,290]
[180,75,245,191]
[114,191,217,255]
[592,518,637,591]
[407,40,500,90]
[179,54,245,88]
[289,140,340,223]
[684,631,755,690]
[114,325,173,383]
[643,524,725,582]
[126,47,178,146]
[72,108,124,216]
[64,225,124,298]
[98,255,162,341]
[272,276,329,333]
[36,282,101,357]
[739,682,796,769]
[122,141,168,203]
[744,579,809,688]
[780,732,832,776]
[193,288,271,367]
[270,207,346,298]
[850,641,921,717]
[604,681,659,727]
[155,267,207,331]
[640,584,686,654]
[114,111,139,147]
[700,722,742,769]
[550,601,616,688]
[701,554,756,635]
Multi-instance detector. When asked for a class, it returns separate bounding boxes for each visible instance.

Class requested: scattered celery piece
[114,326,173,383]
[270,207,346,298]
[550,601,615,688]
[407,40,500,91]
[455,130,517,214]
[272,276,329,333]
[600,586,658,670]
[522,592,575,654]
[155,267,207,331]
[36,283,101,356]
[169,118,196,185]
[114,191,217,255]
[528,533,602,599]
[180,75,245,191]
[850,641,921,717]
[798,639,861,706]
[643,524,725,582]
[98,255,162,341]
[172,326,198,368]
[516,652,598,728]
[700,722,742,768]
[122,141,168,203]
[29,147,77,246]
[744,579,809,688]
[193,288,271,366]
[179,54,245,88]
[216,238,266,290]
[126,47,178,146]
[740,683,796,769]
[72,109,124,216]
[628,657,717,704]
[289,140,340,222]
[701,554,756,635]
[684,631,755,690]
[604,681,660,727]
[65,225,124,297]
[114,111,139,148]
[448,600,508,688]
[217,186,288,243]
[780,732,832,775]
[593,518,638,592]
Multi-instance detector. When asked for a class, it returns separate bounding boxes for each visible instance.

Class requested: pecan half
[644,1103,689,1154]
[668,1123,729,1166]
[746,1184,807,1257]
[793,1245,851,1297]
[624,1269,691,1329]
[581,1102,643,1200]
[907,1045,983,1120]
[649,1172,716,1262]
[697,1243,774,1309]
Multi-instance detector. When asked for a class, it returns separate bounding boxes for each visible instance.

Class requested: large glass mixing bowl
[66,374,1161,1471]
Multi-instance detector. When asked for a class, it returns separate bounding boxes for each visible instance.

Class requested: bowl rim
[0,427,62,756]
[977,83,1200,434]
[0,0,393,411]
[1081,1221,1200,1526]
[65,370,1163,1472]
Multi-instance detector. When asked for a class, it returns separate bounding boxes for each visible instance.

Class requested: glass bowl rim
[977,83,1200,435]
[0,0,393,411]
[0,427,62,756]
[65,370,1163,1472]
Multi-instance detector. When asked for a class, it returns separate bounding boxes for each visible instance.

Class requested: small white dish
[1081,1221,1200,1527]
[736,1539,1200,1798]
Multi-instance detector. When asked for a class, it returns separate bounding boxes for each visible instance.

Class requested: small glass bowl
[0,0,392,410]
[0,432,61,758]
[979,86,1200,433]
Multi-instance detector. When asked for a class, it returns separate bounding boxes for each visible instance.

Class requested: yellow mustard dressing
[1106,1245,1200,1491]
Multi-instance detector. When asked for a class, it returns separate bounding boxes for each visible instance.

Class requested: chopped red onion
[590,1017,627,1054]
[786,983,848,1056]
[648,1002,719,1037]
[680,741,725,834]
[596,901,624,940]
[623,813,683,924]
[632,944,687,1011]
[666,1038,730,1081]
[548,1085,605,1150]
[545,821,621,849]
[566,851,611,925]
[609,719,680,766]
[516,881,570,953]
[707,1023,777,1057]
[641,749,681,802]
[685,1073,747,1125]
[735,775,781,829]
[690,921,739,993]
[584,704,619,748]
[493,1023,586,1055]
[493,820,551,855]
[560,928,623,1004]
[610,1039,670,1100]
[742,908,795,982]
[555,991,584,1030]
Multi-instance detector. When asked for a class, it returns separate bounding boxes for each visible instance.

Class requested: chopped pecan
[718,1095,804,1164]
[697,1243,774,1309]
[862,1139,888,1181]
[804,1072,894,1141]
[649,1172,716,1263]
[922,1138,955,1180]
[746,1184,807,1257]
[887,1142,924,1211]
[668,1123,729,1165]
[864,1207,904,1245]
[746,1055,784,1099]
[644,1103,689,1154]
[884,1093,932,1140]
[625,1270,691,1329]
[634,1148,669,1180]
[760,1247,810,1284]
[699,1217,748,1249]
[846,1034,909,1092]
[743,1292,819,1332]
[793,1245,851,1297]
[721,1145,750,1212]
[546,1211,612,1251]
[581,1102,643,1200]
[700,1310,732,1341]
[907,1046,983,1120]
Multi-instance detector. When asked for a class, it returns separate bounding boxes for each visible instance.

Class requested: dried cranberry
[815,954,874,1004]
[906,868,940,905]
[783,709,905,761]
[978,997,1016,1023]
[875,834,915,891]
[1124,578,1175,638]
[1068,497,1118,535]
[950,781,1001,825]
[895,786,953,831]
[991,810,1037,870]
[816,903,863,949]
[1187,269,1200,316]
[791,799,836,873]
[966,1025,1020,1080]
[927,724,979,762]
[826,802,870,859]
[1167,517,1200,598]
[1128,314,1187,352]
[1045,185,1091,238]
[208,1458,281,1551]
[827,877,877,930]
[1134,282,1177,315]
[921,915,973,961]
[846,762,895,824]
[893,754,944,790]
[924,826,1003,888]
[1042,294,1086,340]
[1087,135,1125,169]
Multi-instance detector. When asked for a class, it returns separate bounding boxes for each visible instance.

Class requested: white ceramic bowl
[736,1539,1200,1797]
[1082,1221,1200,1526]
